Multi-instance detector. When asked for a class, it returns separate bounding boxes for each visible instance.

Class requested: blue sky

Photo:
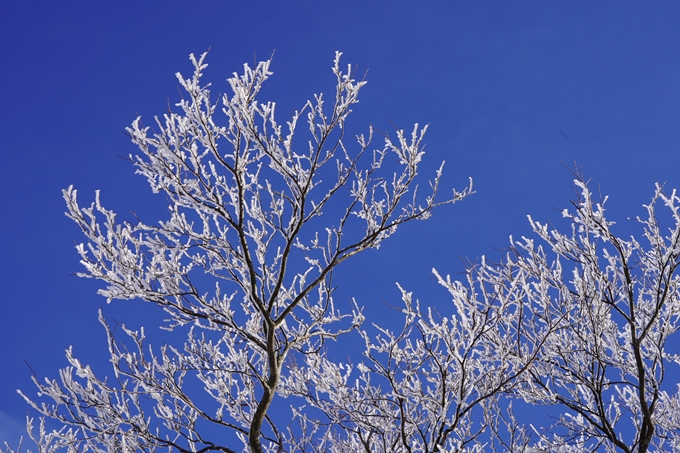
[1,0,680,447]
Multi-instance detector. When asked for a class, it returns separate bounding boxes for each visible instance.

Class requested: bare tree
[485,177,680,452]
[12,52,471,453]
[11,50,679,453]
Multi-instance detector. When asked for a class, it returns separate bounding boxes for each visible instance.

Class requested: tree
[9,52,680,453]
[476,177,680,452]
[11,52,474,453]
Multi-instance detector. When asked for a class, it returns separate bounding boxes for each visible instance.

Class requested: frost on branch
[19,52,471,453]
[280,275,551,452]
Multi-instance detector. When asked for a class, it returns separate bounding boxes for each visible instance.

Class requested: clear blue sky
[1,0,680,446]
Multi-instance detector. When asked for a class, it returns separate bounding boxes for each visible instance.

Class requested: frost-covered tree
[480,177,680,453]
[11,52,473,453]
[9,51,680,453]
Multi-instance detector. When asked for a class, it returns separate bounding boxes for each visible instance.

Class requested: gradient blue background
[2,1,680,447]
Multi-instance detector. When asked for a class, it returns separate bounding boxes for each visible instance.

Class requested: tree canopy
[7,53,680,453]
